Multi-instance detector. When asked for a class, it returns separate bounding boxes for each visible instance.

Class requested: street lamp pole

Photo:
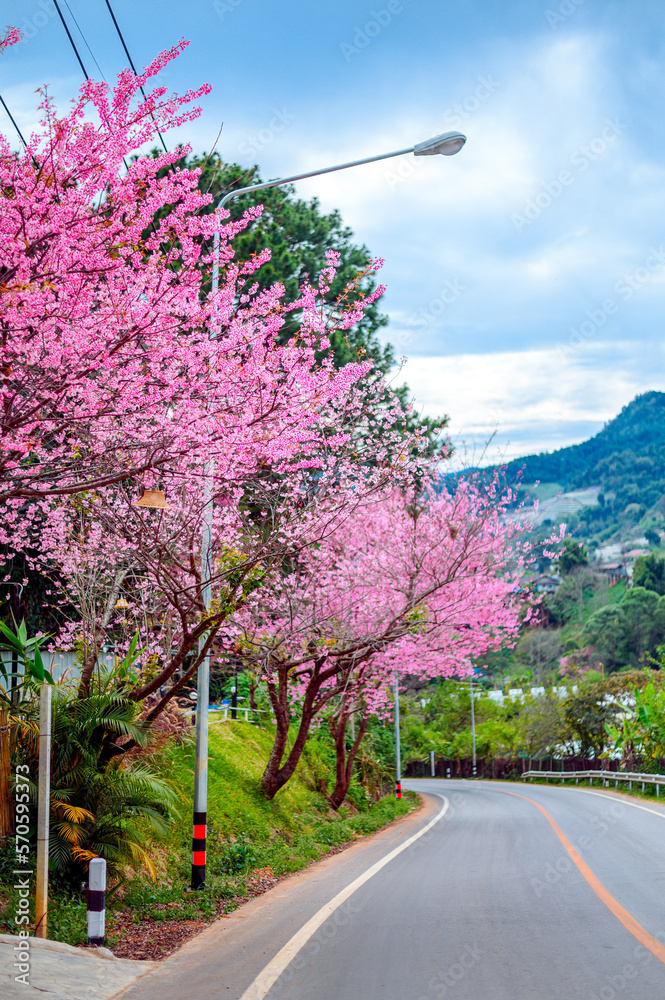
[190,129,467,888]
[470,673,477,778]
[394,670,401,799]
[231,656,238,721]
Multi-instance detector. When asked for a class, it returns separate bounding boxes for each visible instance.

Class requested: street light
[394,671,401,799]
[470,673,477,778]
[211,131,466,221]
[190,129,467,890]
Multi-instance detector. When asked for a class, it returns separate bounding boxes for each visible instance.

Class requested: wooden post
[0,706,13,839]
[35,684,51,939]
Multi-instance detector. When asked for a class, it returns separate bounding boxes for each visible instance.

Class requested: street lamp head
[413,131,467,156]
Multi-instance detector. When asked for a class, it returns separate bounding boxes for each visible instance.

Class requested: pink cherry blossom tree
[0,29,411,703]
[25,329,426,709]
[231,475,533,800]
[3,30,378,513]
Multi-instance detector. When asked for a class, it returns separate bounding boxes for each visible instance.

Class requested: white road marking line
[238,795,449,1000]
[575,786,665,820]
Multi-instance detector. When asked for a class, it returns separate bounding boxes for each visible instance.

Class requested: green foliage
[603,677,665,769]
[633,553,665,595]
[557,538,588,575]
[218,833,256,875]
[1,717,417,944]
[0,619,54,704]
[15,689,180,886]
[619,587,665,662]
[629,680,665,762]
[577,585,665,672]
[401,681,509,761]
[472,718,521,757]
[516,692,565,758]
[583,604,626,670]
[564,671,655,758]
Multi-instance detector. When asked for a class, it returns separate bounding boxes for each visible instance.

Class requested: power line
[0,94,28,149]
[62,0,107,81]
[53,0,89,79]
[103,0,168,153]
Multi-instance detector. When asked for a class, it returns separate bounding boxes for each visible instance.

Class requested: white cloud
[393,341,665,466]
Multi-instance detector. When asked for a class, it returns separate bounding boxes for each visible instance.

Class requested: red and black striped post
[191,811,207,889]
[395,780,402,800]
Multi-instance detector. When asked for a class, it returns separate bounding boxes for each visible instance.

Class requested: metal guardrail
[522,769,665,796]
[211,706,267,723]
[183,706,267,724]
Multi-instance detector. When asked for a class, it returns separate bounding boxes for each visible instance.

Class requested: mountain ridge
[502,391,665,512]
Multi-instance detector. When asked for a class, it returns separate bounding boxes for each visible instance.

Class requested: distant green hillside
[505,391,665,512]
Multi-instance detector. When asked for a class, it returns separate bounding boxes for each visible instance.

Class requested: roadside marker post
[87,858,107,946]
[191,811,207,888]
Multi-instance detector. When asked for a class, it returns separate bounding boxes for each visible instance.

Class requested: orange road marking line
[499,788,665,966]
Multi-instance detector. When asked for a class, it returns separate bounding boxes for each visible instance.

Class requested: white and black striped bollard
[87,857,107,946]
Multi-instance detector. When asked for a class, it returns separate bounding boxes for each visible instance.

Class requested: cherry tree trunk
[260,702,319,798]
[327,710,368,811]
[260,665,327,799]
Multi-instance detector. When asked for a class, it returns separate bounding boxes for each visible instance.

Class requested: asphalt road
[119,780,665,1000]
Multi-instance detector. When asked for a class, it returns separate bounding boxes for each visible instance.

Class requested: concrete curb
[0,931,155,1000]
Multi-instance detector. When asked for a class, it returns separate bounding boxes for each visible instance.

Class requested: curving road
[119,779,665,1000]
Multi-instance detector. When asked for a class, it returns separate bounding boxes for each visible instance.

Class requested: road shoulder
[116,792,439,1000]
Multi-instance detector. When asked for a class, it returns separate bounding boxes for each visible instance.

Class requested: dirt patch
[101,867,282,961]
[107,915,210,961]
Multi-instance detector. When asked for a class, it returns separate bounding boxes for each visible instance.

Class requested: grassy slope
[0,719,415,953]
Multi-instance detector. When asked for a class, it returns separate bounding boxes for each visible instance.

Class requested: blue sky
[4,0,665,463]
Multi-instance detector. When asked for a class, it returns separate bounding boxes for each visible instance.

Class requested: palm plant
[16,688,181,885]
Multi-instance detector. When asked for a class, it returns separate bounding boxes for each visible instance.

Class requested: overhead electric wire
[53,0,89,78]
[0,94,29,150]
[62,0,107,81]
[0,93,40,167]
[103,0,168,153]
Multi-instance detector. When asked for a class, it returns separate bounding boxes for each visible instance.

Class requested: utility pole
[35,683,52,938]
[470,674,477,778]
[394,671,401,798]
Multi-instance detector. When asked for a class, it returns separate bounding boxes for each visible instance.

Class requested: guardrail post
[629,781,632,792]
[615,778,618,789]
[589,776,592,786]
[642,781,645,794]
